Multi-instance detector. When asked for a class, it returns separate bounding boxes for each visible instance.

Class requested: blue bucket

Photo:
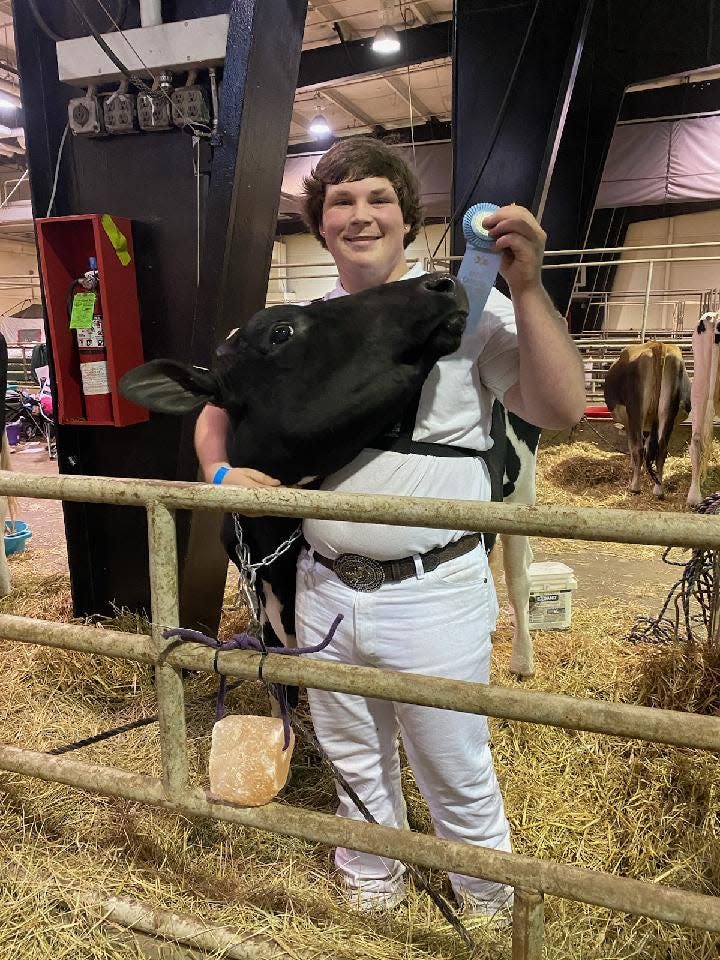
[4,520,31,556]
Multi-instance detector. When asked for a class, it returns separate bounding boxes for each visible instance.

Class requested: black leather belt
[308,532,482,592]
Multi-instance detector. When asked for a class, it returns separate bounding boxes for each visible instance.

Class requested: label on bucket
[529,589,572,629]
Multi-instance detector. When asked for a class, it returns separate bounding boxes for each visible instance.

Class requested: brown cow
[687,311,720,507]
[604,341,691,498]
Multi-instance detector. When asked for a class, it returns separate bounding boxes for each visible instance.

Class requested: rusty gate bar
[1,744,719,934]
[512,889,545,960]
[147,501,189,797]
[1,612,720,752]
[0,472,719,550]
[1,470,719,949]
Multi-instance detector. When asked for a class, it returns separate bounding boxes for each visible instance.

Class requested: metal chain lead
[231,514,303,633]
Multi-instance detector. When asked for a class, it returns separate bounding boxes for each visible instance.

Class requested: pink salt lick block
[208,715,295,807]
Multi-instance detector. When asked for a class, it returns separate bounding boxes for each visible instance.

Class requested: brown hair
[301,136,422,249]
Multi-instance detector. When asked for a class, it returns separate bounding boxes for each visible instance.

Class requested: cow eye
[269,323,294,346]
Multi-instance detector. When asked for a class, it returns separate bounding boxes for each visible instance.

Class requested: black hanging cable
[432,0,542,258]
[27,0,128,44]
[65,0,150,91]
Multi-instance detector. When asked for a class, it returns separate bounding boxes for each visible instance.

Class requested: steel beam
[179,0,307,634]
[298,21,451,88]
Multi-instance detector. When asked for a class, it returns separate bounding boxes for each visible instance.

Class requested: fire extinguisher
[70,257,113,421]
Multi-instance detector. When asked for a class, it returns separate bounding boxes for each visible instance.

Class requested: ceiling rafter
[408,2,436,25]
[319,87,377,128]
[382,73,433,120]
[308,0,359,40]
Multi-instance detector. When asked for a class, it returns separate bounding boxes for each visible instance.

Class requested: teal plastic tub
[4,520,31,556]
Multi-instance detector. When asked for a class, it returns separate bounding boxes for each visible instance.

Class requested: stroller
[5,367,56,460]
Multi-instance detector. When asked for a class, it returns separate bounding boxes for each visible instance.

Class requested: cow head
[120,272,468,483]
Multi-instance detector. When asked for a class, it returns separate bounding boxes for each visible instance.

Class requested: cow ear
[119,360,220,414]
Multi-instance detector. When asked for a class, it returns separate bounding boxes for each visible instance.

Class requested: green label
[70,291,96,329]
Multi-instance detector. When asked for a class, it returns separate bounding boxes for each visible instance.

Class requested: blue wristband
[212,465,231,485]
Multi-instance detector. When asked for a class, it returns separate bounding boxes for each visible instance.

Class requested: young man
[195,137,585,914]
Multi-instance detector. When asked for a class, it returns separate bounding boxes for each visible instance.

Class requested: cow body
[604,341,691,498]
[121,273,539,677]
[687,314,720,507]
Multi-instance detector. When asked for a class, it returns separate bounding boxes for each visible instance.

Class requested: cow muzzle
[423,273,469,334]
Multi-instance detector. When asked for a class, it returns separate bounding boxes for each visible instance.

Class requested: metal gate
[0,471,718,959]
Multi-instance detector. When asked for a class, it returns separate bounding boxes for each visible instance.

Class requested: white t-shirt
[303,263,520,559]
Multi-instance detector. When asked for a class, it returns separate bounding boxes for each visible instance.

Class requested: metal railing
[0,471,718,957]
[1,171,30,207]
[436,239,720,334]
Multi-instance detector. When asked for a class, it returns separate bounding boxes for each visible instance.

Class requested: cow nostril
[425,274,456,295]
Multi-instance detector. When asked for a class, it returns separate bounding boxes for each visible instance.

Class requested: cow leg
[688,430,707,507]
[626,426,645,493]
[503,533,535,678]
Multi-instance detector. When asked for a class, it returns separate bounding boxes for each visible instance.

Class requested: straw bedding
[0,436,718,959]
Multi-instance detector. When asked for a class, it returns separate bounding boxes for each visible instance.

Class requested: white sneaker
[456,888,514,929]
[341,877,407,912]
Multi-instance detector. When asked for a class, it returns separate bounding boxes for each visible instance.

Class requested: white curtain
[596,115,720,208]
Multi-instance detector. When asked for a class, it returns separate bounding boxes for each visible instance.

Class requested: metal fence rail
[0,471,718,959]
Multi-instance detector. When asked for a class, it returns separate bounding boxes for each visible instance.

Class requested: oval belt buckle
[333,553,385,592]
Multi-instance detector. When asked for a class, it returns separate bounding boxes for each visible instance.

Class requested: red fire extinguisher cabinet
[36,214,149,427]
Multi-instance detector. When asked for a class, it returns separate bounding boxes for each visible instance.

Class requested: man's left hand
[481,204,545,296]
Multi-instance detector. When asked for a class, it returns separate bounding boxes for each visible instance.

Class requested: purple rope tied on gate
[162,614,342,749]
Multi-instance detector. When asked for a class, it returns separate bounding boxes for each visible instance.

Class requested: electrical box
[103,91,138,134]
[68,94,105,136]
[35,214,149,427]
[171,85,210,129]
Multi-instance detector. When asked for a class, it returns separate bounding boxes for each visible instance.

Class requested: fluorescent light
[309,111,332,137]
[372,25,400,54]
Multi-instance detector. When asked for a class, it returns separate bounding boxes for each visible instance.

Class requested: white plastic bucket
[528,560,578,631]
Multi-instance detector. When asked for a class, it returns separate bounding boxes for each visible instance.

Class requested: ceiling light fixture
[308,93,332,138]
[372,0,401,54]
[309,110,332,137]
[372,24,401,54]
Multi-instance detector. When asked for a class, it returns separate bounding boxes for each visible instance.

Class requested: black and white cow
[121,273,539,677]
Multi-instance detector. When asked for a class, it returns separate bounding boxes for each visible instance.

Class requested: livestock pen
[0,470,718,959]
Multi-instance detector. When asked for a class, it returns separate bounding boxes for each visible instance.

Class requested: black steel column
[179,0,308,632]
[14,1,306,624]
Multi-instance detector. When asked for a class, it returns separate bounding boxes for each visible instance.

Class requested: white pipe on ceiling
[140,0,162,28]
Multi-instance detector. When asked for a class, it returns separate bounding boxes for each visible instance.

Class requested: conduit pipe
[140,0,162,27]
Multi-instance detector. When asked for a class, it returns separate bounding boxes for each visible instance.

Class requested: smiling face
[319,177,412,293]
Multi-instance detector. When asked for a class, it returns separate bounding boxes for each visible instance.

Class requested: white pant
[295,543,512,908]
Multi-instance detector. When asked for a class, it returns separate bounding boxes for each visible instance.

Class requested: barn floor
[0,433,718,960]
